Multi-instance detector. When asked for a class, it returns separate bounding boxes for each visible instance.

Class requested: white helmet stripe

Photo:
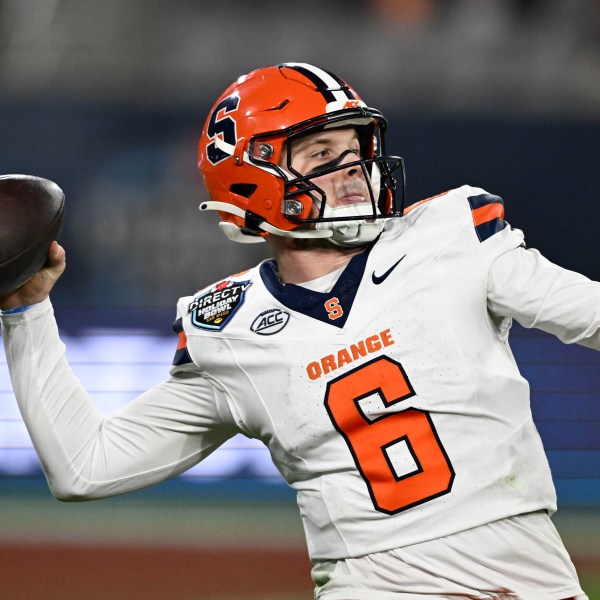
[281,62,355,106]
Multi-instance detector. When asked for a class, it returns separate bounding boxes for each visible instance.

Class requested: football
[0,174,65,297]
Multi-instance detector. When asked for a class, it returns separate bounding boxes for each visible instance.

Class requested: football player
[1,63,599,600]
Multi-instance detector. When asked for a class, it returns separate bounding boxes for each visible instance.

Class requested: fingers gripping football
[0,241,66,311]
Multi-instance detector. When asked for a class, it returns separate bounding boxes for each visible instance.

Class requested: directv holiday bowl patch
[189,280,252,331]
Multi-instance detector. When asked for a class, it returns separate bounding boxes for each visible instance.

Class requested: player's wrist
[0,294,43,312]
[0,304,34,314]
[0,296,50,315]
[0,290,47,312]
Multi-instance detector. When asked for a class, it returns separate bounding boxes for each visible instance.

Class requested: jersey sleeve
[1,299,238,500]
[488,245,600,349]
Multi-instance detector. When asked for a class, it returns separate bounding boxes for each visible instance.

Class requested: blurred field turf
[0,481,597,599]
[581,575,600,600]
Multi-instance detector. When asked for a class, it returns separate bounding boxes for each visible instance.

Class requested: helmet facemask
[249,110,405,247]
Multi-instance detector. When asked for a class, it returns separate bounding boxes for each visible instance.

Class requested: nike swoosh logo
[371,254,407,285]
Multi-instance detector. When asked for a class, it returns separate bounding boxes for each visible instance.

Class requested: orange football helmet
[198,62,404,246]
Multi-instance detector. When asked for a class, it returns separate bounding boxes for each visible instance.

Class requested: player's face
[286,128,370,214]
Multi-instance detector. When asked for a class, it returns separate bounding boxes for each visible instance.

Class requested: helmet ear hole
[229,183,257,198]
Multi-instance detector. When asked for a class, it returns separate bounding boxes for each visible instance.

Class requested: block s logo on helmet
[206,94,240,164]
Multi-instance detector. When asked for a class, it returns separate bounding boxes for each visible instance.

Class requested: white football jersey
[3,184,598,569]
[172,184,556,560]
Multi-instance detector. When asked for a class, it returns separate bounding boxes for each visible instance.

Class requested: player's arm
[487,246,600,350]
[1,295,238,501]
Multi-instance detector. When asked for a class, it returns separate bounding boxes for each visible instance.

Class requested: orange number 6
[324,356,454,514]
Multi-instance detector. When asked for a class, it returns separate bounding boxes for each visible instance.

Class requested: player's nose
[338,152,362,178]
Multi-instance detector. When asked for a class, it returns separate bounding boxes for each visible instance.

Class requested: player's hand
[0,241,66,311]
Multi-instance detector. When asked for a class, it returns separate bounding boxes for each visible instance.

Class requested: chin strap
[315,202,385,247]
[200,200,385,246]
[324,220,385,247]
[199,201,333,243]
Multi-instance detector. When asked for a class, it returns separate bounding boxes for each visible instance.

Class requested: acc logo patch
[250,308,290,336]
[188,279,251,331]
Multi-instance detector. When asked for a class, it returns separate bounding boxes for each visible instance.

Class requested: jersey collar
[259,247,371,328]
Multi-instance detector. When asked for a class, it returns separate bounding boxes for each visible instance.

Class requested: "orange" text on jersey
[306,329,395,380]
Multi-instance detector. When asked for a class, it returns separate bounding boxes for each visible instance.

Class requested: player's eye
[311,148,331,160]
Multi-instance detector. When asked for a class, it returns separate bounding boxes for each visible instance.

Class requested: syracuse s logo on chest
[188,279,252,331]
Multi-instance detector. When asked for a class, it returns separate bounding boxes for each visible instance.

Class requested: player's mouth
[337,194,367,206]
[335,182,370,207]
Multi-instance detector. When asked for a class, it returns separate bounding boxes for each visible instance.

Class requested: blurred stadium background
[0,1,599,598]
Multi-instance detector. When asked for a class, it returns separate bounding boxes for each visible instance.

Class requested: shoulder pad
[403,190,451,215]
